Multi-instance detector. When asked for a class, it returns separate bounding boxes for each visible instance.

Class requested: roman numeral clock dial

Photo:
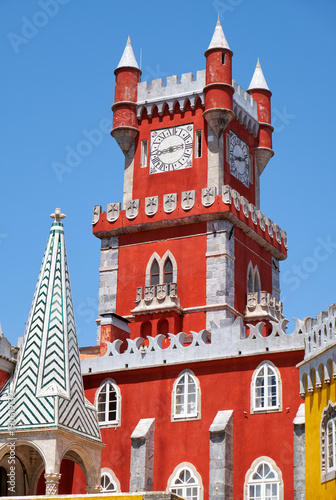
[149,124,193,174]
[229,130,249,187]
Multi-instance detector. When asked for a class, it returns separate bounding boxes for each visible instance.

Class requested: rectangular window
[226,134,230,163]
[249,154,253,183]
[222,52,225,65]
[140,140,148,168]
[195,130,202,158]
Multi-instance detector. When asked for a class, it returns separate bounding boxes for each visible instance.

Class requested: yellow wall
[305,373,336,499]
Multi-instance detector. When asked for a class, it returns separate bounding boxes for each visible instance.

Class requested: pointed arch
[95,378,121,427]
[251,360,282,413]
[247,261,254,294]
[162,250,177,284]
[172,369,201,421]
[145,252,161,286]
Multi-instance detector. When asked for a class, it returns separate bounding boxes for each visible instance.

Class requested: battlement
[297,304,336,397]
[136,71,258,132]
[92,184,287,260]
[81,317,304,375]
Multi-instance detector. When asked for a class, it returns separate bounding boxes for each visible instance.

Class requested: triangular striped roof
[0,209,101,441]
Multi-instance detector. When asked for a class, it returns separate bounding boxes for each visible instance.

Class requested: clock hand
[157,144,184,156]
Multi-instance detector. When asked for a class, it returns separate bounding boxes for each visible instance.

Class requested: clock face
[149,124,193,174]
[229,131,249,187]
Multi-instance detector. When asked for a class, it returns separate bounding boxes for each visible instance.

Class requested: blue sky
[1,0,335,347]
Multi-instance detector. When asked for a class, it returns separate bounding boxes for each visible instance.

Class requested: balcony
[245,291,283,322]
[131,283,182,315]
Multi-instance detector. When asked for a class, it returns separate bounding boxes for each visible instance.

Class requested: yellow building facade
[298,304,336,499]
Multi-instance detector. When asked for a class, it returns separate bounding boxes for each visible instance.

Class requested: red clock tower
[83,17,305,500]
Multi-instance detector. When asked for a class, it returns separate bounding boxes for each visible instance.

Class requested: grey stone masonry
[97,236,119,344]
[209,410,233,500]
[130,418,155,493]
[293,404,305,500]
[206,220,235,330]
[207,130,223,195]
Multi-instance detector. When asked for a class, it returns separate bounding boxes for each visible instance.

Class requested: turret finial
[117,35,140,70]
[50,208,66,221]
[248,58,270,92]
[207,15,231,52]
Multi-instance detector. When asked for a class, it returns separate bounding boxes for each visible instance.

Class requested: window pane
[151,261,160,285]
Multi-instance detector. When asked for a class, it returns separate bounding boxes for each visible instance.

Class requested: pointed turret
[112,36,141,155]
[247,59,274,175]
[248,58,270,92]
[0,209,103,494]
[117,35,140,70]
[203,16,234,136]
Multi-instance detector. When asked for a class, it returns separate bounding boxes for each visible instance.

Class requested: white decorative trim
[167,462,203,500]
[250,360,282,414]
[244,456,283,500]
[94,378,121,428]
[101,468,121,493]
[171,369,201,421]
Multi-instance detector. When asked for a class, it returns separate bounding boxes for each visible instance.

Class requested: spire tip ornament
[50,208,66,221]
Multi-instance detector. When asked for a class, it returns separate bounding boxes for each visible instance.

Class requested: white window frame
[244,457,283,500]
[101,468,121,493]
[140,140,148,168]
[321,401,336,482]
[167,462,203,500]
[145,251,177,286]
[251,361,282,414]
[172,369,201,421]
[95,378,121,427]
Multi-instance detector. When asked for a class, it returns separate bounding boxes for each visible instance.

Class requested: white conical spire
[248,59,270,91]
[207,15,231,52]
[117,35,139,69]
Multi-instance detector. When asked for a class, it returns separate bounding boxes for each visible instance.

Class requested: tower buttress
[247,59,274,174]
[111,36,141,155]
[203,16,234,136]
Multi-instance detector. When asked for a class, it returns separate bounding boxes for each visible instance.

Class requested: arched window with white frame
[251,361,282,414]
[245,458,283,500]
[172,369,200,421]
[100,468,120,493]
[321,401,336,482]
[95,378,121,427]
[167,463,203,500]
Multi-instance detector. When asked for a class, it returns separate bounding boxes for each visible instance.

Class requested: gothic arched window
[172,370,200,420]
[150,260,160,286]
[168,464,203,500]
[164,258,173,284]
[245,460,282,500]
[96,379,121,426]
[251,362,282,413]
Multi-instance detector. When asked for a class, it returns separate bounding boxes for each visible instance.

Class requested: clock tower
[92,17,285,345]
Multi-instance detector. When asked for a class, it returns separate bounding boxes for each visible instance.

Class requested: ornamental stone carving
[163,193,177,213]
[144,286,155,301]
[135,287,143,303]
[241,196,249,217]
[245,291,283,322]
[249,203,258,224]
[231,189,240,211]
[202,187,216,207]
[157,284,167,300]
[92,205,101,225]
[126,199,140,220]
[45,473,62,496]
[107,202,120,222]
[222,185,232,204]
[265,217,274,237]
[274,224,282,244]
[181,190,195,210]
[257,210,266,231]
[145,196,159,216]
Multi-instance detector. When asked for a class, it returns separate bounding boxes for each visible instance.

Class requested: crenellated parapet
[136,71,258,135]
[297,304,336,397]
[81,316,304,375]
[92,184,287,260]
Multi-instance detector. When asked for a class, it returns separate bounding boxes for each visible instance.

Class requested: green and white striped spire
[0,209,101,441]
